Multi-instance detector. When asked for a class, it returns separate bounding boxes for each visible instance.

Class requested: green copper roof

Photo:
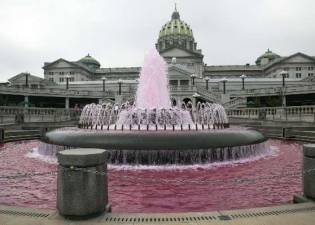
[78,54,100,67]
[256,49,281,65]
[158,9,194,39]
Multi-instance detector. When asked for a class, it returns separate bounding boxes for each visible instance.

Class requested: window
[180,80,189,86]
[48,72,54,75]
[59,77,64,82]
[59,72,64,75]
[70,71,75,75]
[296,73,301,78]
[308,67,314,71]
[70,77,75,82]
[169,80,178,86]
[296,67,301,71]
[308,73,314,77]
[48,78,54,82]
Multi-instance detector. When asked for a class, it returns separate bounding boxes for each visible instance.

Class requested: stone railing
[169,86,195,92]
[0,106,81,124]
[0,86,115,98]
[227,105,315,122]
[229,84,315,97]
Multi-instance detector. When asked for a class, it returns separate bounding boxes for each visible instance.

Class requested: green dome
[78,54,100,69]
[158,10,194,39]
[256,49,280,66]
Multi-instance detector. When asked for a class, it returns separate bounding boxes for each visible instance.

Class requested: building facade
[3,7,315,108]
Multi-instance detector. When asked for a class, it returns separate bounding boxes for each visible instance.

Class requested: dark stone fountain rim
[44,127,267,150]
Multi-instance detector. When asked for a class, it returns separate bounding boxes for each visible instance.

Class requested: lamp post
[204,77,209,90]
[117,79,123,95]
[190,74,197,86]
[101,76,107,92]
[65,74,70,90]
[240,74,247,90]
[221,77,228,94]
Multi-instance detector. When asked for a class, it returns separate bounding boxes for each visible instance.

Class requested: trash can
[57,148,108,218]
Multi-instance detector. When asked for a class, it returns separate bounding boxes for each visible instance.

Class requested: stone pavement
[0,202,315,225]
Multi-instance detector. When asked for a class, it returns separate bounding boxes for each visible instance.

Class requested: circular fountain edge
[44,128,267,150]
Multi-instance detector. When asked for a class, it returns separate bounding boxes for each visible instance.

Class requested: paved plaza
[1,202,315,225]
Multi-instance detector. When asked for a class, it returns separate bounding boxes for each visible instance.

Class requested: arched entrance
[183,98,192,104]
[171,98,177,106]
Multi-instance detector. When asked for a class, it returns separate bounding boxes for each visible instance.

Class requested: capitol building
[2,7,315,108]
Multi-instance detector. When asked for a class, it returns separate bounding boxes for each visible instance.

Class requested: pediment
[44,59,78,69]
[282,53,315,64]
[161,48,197,58]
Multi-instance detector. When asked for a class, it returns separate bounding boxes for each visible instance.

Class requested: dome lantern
[171,3,180,20]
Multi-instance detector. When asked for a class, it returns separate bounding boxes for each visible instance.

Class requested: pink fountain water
[81,50,227,128]
[136,49,171,109]
[0,139,303,212]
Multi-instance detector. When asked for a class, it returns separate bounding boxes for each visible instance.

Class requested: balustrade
[227,105,315,122]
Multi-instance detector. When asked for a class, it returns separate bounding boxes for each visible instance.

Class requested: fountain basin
[44,127,267,150]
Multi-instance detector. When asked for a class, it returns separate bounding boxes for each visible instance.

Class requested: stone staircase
[196,87,221,103]
[223,97,247,109]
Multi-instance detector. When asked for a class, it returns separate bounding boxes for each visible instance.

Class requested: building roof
[95,67,141,74]
[204,65,261,72]
[261,52,315,70]
[8,72,44,82]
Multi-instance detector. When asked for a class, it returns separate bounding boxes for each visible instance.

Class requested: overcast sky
[1,0,315,82]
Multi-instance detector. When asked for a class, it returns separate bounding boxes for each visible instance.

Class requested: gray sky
[1,0,315,82]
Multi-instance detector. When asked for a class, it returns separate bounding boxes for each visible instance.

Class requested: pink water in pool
[0,139,302,213]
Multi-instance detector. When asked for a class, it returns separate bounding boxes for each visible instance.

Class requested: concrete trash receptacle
[57,148,108,218]
[303,144,315,200]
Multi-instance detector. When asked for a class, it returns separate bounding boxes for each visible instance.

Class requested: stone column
[176,96,181,106]
[57,148,109,218]
[303,144,315,199]
[24,96,29,108]
[282,94,286,107]
[65,97,69,109]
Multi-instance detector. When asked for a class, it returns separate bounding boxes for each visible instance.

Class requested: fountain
[44,49,267,164]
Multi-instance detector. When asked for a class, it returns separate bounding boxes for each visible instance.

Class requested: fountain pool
[0,139,302,213]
